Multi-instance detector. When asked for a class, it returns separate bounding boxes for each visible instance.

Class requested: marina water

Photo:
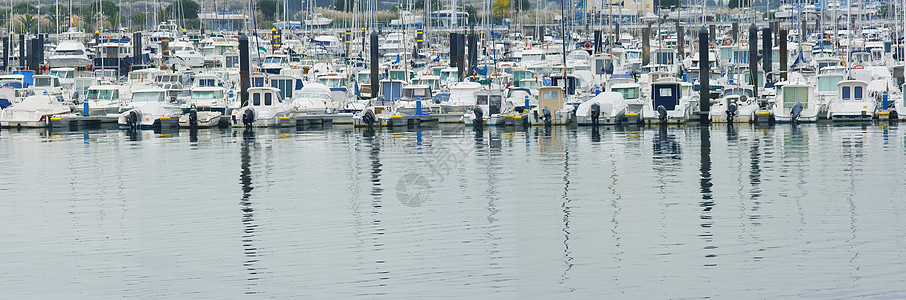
[2,124,905,298]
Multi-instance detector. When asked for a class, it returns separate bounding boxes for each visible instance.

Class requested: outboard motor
[361,109,376,127]
[542,106,552,127]
[242,108,255,129]
[188,108,198,128]
[726,102,737,124]
[127,110,140,129]
[790,100,803,123]
[472,105,484,126]
[657,105,668,124]
[590,103,601,126]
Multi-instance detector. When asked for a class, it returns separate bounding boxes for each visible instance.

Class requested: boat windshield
[613,87,639,100]
[264,56,285,64]
[298,92,331,100]
[34,77,60,87]
[196,78,218,87]
[50,70,74,79]
[87,89,118,101]
[132,91,165,102]
[192,90,223,100]
[56,50,84,56]
[724,88,754,98]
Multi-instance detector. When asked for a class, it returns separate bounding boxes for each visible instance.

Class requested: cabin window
[413,88,427,97]
[477,95,488,105]
[842,86,850,99]
[253,93,261,106]
[265,93,273,105]
[658,87,673,97]
[543,90,559,101]
[854,87,862,99]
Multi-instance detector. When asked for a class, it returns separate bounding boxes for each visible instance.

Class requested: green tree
[514,0,531,11]
[334,0,355,12]
[165,0,200,20]
[413,0,443,11]
[658,0,679,8]
[88,1,119,24]
[879,4,891,17]
[17,15,37,33]
[131,12,147,30]
[255,0,283,20]
[12,3,32,14]
[493,0,510,20]
[464,5,478,24]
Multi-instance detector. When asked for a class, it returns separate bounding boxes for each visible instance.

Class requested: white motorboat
[773,81,819,123]
[230,87,294,127]
[85,85,130,116]
[828,79,875,121]
[576,91,627,125]
[709,85,758,123]
[0,94,71,128]
[528,86,573,126]
[118,88,183,130]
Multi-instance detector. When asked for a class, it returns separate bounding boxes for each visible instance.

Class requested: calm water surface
[2,124,906,298]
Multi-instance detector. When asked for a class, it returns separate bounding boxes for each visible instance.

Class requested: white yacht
[292,83,342,114]
[169,40,205,68]
[47,40,92,68]
[440,81,482,114]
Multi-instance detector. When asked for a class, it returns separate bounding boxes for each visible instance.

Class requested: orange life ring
[853,65,865,69]
[583,41,592,49]
[724,38,733,45]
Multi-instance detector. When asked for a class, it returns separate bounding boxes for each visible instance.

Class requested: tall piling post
[239,33,250,107]
[468,31,478,75]
[677,21,684,59]
[133,32,142,65]
[748,23,758,99]
[699,26,710,124]
[416,29,424,50]
[763,27,773,81]
[18,33,25,69]
[732,22,739,44]
[345,30,351,57]
[370,30,380,99]
[2,35,8,71]
[593,29,601,54]
[779,28,788,81]
[642,25,650,66]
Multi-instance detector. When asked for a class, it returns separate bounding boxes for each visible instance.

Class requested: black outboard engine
[127,110,140,129]
[188,108,199,128]
[361,109,376,127]
[472,105,484,126]
[657,105,668,124]
[542,107,552,127]
[242,108,255,129]
[791,101,803,123]
[590,103,601,126]
[726,102,737,124]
